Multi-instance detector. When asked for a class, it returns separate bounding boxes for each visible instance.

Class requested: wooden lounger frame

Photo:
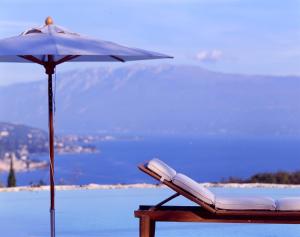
[134,163,300,237]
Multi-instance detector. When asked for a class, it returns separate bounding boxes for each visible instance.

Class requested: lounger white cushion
[173,173,215,205]
[147,158,176,181]
[215,196,276,210]
[276,197,300,211]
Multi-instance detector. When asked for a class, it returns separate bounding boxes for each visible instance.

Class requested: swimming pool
[1,187,300,236]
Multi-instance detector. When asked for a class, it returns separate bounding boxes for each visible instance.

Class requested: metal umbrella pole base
[50,209,55,237]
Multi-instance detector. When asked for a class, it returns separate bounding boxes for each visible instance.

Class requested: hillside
[0,64,300,136]
[0,122,48,158]
[0,122,48,171]
[0,122,97,172]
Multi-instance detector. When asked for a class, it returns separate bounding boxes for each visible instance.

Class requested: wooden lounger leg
[139,216,156,237]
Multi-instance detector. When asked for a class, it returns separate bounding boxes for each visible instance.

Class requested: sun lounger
[134,158,300,237]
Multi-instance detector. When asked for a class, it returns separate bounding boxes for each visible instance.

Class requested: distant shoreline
[1,182,300,192]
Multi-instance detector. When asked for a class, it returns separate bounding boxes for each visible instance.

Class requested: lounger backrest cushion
[173,173,215,205]
[147,158,177,181]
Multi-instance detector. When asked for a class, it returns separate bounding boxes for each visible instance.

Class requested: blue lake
[1,187,300,237]
[2,137,300,186]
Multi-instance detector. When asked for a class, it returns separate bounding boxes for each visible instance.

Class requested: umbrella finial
[45,16,53,25]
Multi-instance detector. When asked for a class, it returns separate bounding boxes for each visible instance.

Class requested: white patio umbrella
[0,17,172,237]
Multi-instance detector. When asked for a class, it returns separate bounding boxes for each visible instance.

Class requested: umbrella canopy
[0,17,172,237]
[0,17,171,63]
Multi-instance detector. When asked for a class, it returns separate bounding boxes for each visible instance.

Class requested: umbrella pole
[46,62,56,237]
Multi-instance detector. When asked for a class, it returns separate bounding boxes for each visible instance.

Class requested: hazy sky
[0,0,299,85]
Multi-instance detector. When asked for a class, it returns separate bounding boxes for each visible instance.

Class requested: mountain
[1,64,300,136]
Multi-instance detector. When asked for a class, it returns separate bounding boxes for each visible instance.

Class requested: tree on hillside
[7,155,16,187]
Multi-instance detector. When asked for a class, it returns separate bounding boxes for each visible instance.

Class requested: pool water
[1,187,300,236]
